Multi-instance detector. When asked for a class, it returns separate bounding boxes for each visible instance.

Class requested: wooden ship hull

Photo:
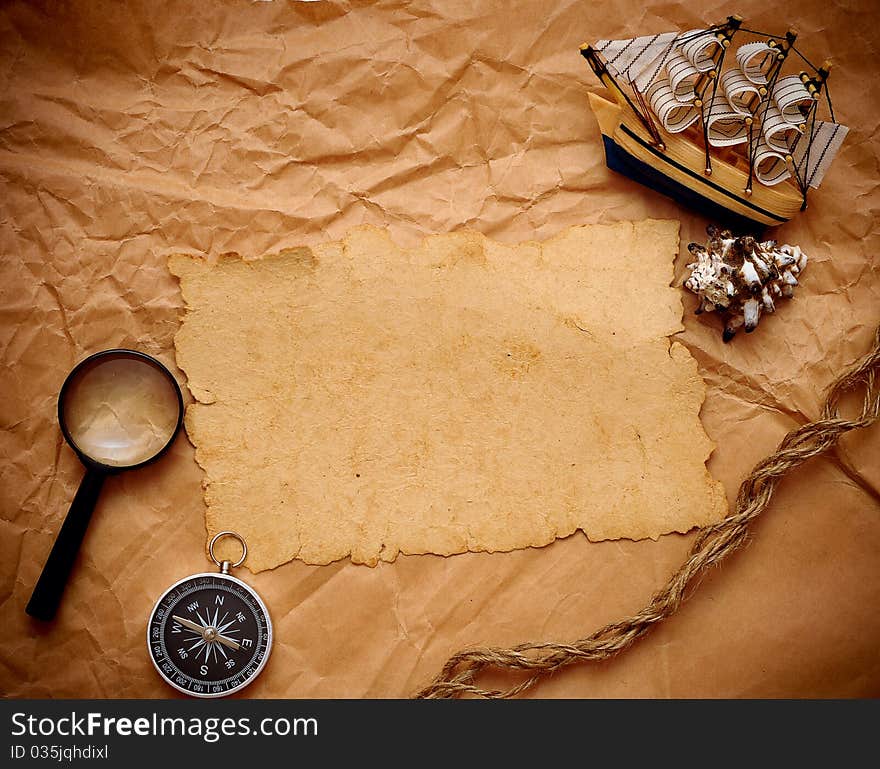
[589,90,804,231]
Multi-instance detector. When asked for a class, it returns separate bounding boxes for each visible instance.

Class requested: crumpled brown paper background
[1,0,878,698]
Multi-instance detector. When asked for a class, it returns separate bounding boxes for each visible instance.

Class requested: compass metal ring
[208,531,247,569]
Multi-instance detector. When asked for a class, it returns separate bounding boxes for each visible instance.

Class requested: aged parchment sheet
[170,222,726,569]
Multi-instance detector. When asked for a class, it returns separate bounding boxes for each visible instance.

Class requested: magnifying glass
[26,349,184,621]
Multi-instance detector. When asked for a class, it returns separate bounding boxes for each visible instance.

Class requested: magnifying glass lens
[62,353,181,467]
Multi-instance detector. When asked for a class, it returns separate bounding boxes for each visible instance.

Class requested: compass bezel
[146,571,272,699]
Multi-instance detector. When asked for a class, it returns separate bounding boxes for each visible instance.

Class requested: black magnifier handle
[26,466,106,621]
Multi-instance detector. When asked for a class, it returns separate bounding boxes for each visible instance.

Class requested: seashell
[684,225,807,342]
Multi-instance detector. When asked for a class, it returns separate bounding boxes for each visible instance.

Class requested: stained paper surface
[2,0,879,699]
[170,222,726,569]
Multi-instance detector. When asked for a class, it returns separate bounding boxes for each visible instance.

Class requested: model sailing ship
[581,16,847,228]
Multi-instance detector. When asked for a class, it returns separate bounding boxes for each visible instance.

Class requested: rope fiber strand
[415,326,880,699]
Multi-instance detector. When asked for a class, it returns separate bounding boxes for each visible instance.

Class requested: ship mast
[580,45,662,143]
[791,60,833,209]
[698,18,744,177]
[744,28,798,195]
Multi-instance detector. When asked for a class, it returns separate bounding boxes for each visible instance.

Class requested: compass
[147,532,272,698]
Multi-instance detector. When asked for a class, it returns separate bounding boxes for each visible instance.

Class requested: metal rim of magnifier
[57,349,184,473]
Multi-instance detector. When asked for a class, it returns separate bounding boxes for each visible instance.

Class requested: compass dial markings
[187,638,207,653]
[148,573,271,698]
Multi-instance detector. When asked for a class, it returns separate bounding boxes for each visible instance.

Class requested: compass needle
[172,615,205,634]
[215,633,239,652]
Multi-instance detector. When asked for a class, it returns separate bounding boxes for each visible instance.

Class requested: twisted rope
[416,326,880,698]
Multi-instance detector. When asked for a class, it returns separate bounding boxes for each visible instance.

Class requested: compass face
[147,572,272,698]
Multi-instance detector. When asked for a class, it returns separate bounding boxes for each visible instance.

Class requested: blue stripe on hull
[601,134,773,234]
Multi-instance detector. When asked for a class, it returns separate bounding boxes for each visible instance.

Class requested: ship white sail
[735,41,776,85]
[772,75,814,124]
[631,28,717,92]
[665,51,701,103]
[646,78,700,132]
[753,138,792,186]
[719,67,761,115]
[706,95,749,147]
[593,32,679,82]
[678,29,722,72]
[792,120,849,188]
[760,102,803,153]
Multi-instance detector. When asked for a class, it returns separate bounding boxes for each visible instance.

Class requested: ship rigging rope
[695,25,836,119]
[635,24,727,91]
[716,30,837,197]
[738,27,823,73]
[783,45,836,123]
[701,44,727,173]
[416,326,880,698]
